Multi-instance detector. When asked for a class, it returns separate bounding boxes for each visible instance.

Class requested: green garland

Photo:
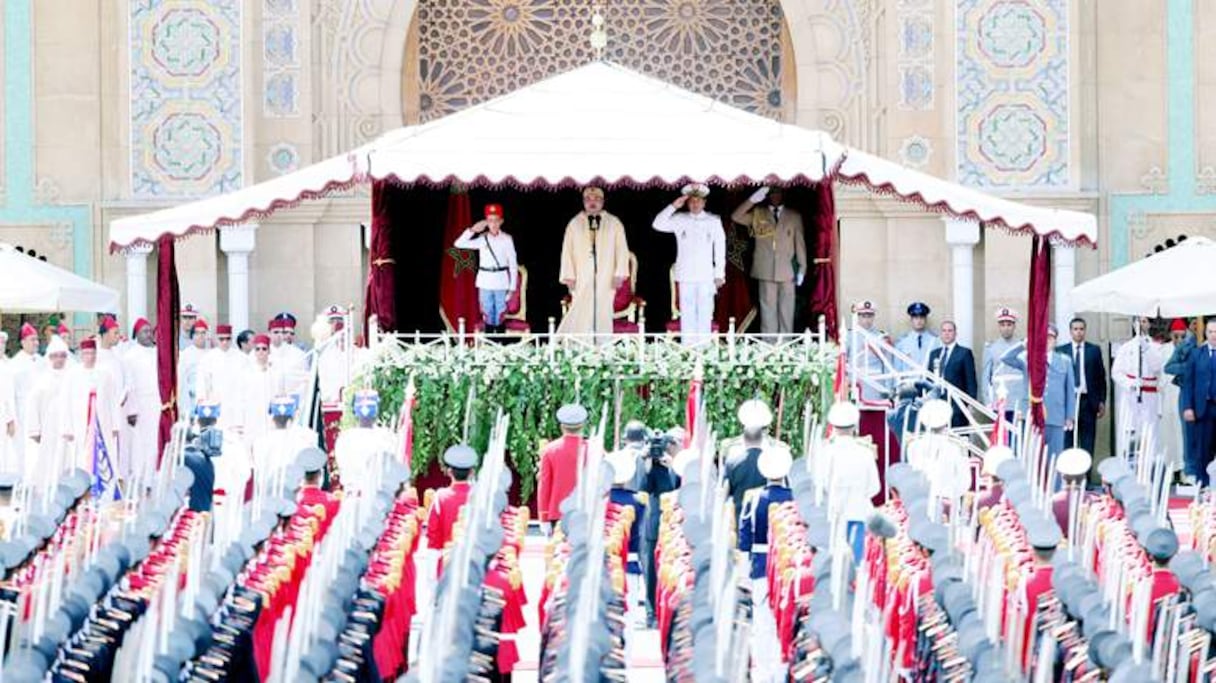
[365,339,836,499]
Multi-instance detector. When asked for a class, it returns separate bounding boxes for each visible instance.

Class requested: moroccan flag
[438,185,479,332]
[156,235,179,464]
[832,349,847,402]
[714,212,756,332]
[990,395,1008,446]
[684,375,702,448]
[87,391,120,500]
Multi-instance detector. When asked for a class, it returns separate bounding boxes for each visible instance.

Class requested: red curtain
[714,208,756,332]
[365,180,398,333]
[438,185,479,331]
[156,236,180,462]
[808,182,839,340]
[1025,235,1053,429]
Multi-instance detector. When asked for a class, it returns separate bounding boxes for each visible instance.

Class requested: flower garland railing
[360,329,837,498]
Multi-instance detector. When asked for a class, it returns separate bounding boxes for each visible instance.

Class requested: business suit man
[1002,324,1076,459]
[731,186,806,335]
[927,320,977,427]
[1057,318,1107,455]
[1181,320,1216,485]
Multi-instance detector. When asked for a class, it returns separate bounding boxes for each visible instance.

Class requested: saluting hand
[562,279,576,291]
[672,196,688,210]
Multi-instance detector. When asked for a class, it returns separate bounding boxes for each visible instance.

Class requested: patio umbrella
[0,243,120,313]
[1070,236,1216,317]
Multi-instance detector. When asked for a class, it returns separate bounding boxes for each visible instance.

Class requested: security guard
[982,306,1024,412]
[895,301,942,370]
[426,443,478,562]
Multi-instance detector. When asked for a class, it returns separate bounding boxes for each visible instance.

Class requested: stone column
[944,218,981,350]
[125,244,153,325]
[219,224,258,331]
[1053,243,1076,333]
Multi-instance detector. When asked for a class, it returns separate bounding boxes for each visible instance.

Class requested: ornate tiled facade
[955,0,1070,188]
[897,0,934,110]
[130,0,243,199]
[263,0,301,117]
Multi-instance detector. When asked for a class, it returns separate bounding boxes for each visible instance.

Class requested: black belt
[479,266,508,273]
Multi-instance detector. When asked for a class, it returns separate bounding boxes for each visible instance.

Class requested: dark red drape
[438,185,479,331]
[715,205,756,331]
[365,180,398,333]
[1025,235,1053,429]
[156,236,180,462]
[808,182,839,340]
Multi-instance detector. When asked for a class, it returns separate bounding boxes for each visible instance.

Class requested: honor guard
[903,399,971,522]
[723,399,786,522]
[1111,316,1166,458]
[975,445,1014,511]
[427,443,478,563]
[251,395,315,495]
[820,401,880,562]
[537,403,587,535]
[846,300,891,404]
[1017,519,1061,668]
[982,306,1025,413]
[333,389,395,498]
[295,446,341,536]
[895,301,942,370]
[738,444,793,683]
[1141,527,1180,639]
[607,449,648,630]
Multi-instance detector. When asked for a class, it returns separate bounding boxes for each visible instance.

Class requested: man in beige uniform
[731,186,806,335]
[557,186,631,338]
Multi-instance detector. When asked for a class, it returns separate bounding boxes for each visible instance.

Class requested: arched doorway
[399,0,798,125]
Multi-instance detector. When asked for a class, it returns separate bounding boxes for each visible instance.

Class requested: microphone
[588,214,600,231]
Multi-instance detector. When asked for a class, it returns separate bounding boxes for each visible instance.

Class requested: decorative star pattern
[447,247,478,276]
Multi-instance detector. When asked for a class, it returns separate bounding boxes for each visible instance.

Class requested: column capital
[219,223,258,254]
[124,243,154,256]
[943,217,981,246]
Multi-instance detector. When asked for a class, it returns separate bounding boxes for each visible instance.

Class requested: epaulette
[635,491,649,506]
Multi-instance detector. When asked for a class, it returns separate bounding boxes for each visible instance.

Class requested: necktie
[917,333,923,349]
[771,206,780,223]
[1075,344,1086,393]
[941,345,951,371]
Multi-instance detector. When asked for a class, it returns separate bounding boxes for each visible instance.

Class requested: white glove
[796,271,805,287]
[749,187,769,203]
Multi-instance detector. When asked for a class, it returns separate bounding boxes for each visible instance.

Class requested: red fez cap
[1171,318,1188,332]
[20,323,37,340]
[79,338,97,350]
[484,204,504,219]
[133,318,151,336]
[57,323,70,335]
[100,316,119,333]
[216,324,233,335]
[193,319,208,332]
[267,319,282,330]
[253,334,271,347]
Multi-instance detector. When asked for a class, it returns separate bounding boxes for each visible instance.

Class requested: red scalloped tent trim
[371,172,834,192]
[833,172,1096,249]
[108,177,364,253]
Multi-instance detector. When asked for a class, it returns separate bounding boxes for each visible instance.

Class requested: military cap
[3,650,48,681]
[1122,495,1151,521]
[1170,551,1204,584]
[0,472,18,492]
[1109,662,1156,683]
[957,623,990,662]
[906,302,930,317]
[680,182,710,198]
[1056,448,1092,479]
[910,522,950,555]
[994,306,1018,323]
[917,399,951,430]
[622,420,648,443]
[0,541,25,572]
[737,399,774,429]
[757,444,793,480]
[1097,456,1130,483]
[195,399,221,420]
[443,444,478,469]
[274,498,297,520]
[1003,479,1032,507]
[1094,632,1133,670]
[826,401,859,429]
[269,395,297,418]
[294,446,327,474]
[1193,588,1216,626]
[352,389,380,420]
[63,468,91,499]
[994,457,1025,483]
[556,403,587,426]
[166,628,197,663]
[866,513,897,540]
[981,445,1014,476]
[1027,519,1063,551]
[126,535,152,564]
[59,594,90,630]
[852,300,877,315]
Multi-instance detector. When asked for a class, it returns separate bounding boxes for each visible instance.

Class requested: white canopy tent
[1070,236,1216,317]
[0,243,120,313]
[109,61,1096,249]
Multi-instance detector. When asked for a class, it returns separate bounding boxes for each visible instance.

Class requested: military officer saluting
[983,306,1025,415]
[738,443,794,683]
[731,186,806,336]
[895,301,942,370]
[426,443,478,562]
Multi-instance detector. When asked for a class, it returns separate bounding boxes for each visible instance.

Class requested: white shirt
[904,432,971,511]
[652,205,726,283]
[9,349,45,423]
[199,347,248,425]
[270,343,309,399]
[453,228,519,291]
[334,426,396,496]
[822,436,880,522]
[96,345,128,411]
[1111,336,1164,391]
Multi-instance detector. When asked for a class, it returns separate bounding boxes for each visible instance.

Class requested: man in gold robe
[557,186,631,338]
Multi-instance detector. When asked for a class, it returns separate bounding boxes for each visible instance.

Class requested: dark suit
[928,344,977,427]
[1181,344,1216,484]
[1056,341,1107,455]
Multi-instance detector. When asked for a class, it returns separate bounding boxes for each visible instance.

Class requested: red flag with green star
[438,185,480,332]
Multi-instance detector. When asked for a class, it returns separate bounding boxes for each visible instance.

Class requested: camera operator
[619,420,681,626]
[183,400,225,513]
[887,378,942,447]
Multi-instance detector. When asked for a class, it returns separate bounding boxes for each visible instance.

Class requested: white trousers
[1115,388,1160,458]
[679,280,716,347]
[750,578,786,682]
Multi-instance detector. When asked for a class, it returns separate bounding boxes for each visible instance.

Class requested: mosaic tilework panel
[956,0,1070,188]
[414,0,791,122]
[130,0,243,199]
[897,0,934,110]
[263,0,301,117]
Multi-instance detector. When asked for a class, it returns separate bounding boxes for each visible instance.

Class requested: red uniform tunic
[426,481,472,551]
[537,435,584,523]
